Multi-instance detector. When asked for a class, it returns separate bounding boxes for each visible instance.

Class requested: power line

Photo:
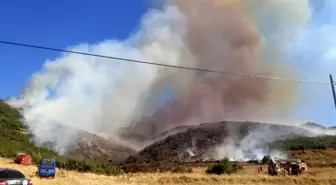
[0,40,332,85]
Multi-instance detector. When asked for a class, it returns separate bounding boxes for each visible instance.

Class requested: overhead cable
[0,40,332,85]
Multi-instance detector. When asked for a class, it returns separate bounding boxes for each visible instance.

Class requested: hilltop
[301,121,336,131]
[302,122,327,129]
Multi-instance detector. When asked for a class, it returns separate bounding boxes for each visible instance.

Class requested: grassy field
[1,158,336,185]
[289,149,336,167]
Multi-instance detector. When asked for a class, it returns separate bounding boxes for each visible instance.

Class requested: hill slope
[270,135,336,150]
[1,99,136,163]
[125,121,314,164]
[0,100,124,175]
[0,99,57,159]
[302,122,326,129]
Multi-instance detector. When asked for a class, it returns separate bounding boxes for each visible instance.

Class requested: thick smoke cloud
[124,0,312,144]
[10,5,189,151]
[7,0,320,153]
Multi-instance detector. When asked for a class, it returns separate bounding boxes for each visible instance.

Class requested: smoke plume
[123,0,311,144]
[8,0,315,153]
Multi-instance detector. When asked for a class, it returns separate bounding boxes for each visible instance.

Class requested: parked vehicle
[36,159,56,178]
[268,158,307,176]
[13,153,32,165]
[0,168,32,185]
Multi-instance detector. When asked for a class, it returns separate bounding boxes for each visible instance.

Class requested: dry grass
[290,149,336,167]
[1,158,336,185]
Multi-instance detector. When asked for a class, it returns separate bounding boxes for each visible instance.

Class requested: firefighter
[59,162,67,177]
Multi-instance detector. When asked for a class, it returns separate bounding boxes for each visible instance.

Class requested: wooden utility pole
[329,74,336,109]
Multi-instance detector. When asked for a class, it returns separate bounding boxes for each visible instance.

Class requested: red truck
[13,153,32,165]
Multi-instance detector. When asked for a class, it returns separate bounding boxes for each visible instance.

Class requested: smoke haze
[7,0,326,154]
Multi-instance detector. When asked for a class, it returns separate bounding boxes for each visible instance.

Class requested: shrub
[171,165,193,173]
[232,162,244,171]
[261,155,271,165]
[206,158,243,175]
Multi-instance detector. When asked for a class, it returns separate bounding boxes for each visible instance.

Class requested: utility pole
[329,74,336,109]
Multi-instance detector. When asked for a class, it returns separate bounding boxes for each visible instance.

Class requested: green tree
[261,155,271,164]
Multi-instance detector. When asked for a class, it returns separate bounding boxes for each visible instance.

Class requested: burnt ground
[40,123,137,164]
[66,134,137,164]
[39,121,315,168]
[123,121,314,171]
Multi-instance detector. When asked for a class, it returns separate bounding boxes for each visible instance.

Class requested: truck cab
[37,159,56,178]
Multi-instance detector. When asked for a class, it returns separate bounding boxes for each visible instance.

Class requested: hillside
[125,121,314,165]
[2,99,137,163]
[150,125,197,143]
[302,122,326,129]
[270,135,336,150]
[4,97,336,175]
[0,99,56,159]
[66,135,136,164]
[0,100,122,175]
[38,123,137,164]
[301,122,336,134]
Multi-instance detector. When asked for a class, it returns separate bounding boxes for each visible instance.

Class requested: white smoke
[213,125,304,161]
[6,0,333,156]
[8,5,190,152]
[210,0,314,161]
[212,120,336,161]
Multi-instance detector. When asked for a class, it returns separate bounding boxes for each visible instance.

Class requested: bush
[171,165,193,173]
[206,158,243,175]
[232,162,244,171]
[261,155,271,165]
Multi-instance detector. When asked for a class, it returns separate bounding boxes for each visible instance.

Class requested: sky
[0,0,149,97]
[1,0,336,127]
[288,0,336,126]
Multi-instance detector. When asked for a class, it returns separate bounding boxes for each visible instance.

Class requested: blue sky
[0,0,336,126]
[0,0,149,98]
[288,0,336,126]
